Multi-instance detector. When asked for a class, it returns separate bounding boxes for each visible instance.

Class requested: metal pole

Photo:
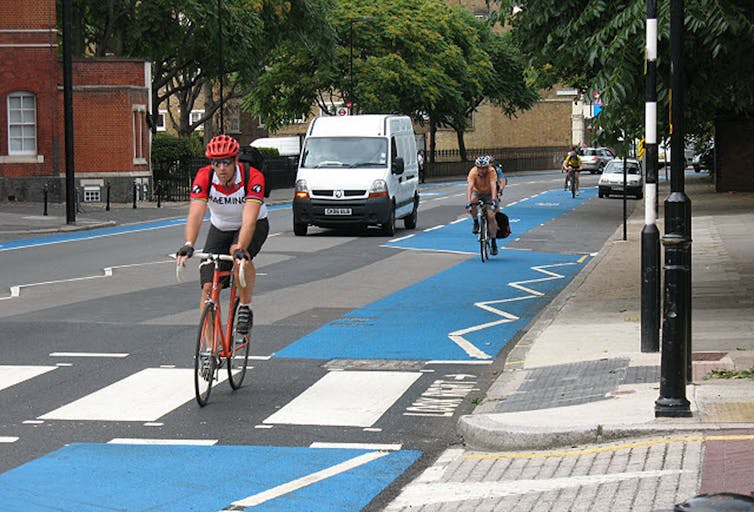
[217,0,224,132]
[622,154,627,241]
[656,0,691,418]
[62,0,76,224]
[349,19,354,113]
[642,0,660,353]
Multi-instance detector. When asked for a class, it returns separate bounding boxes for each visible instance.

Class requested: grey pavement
[386,173,754,511]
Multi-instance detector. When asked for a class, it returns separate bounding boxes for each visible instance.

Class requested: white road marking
[310,442,402,451]
[264,371,421,427]
[39,368,224,422]
[1,259,172,301]
[225,451,389,509]
[448,262,578,359]
[49,352,129,358]
[108,438,218,446]
[0,437,19,443]
[0,365,57,392]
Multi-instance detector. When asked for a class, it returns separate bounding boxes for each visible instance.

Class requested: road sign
[336,107,350,116]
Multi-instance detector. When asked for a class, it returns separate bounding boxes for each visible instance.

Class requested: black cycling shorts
[199,218,269,287]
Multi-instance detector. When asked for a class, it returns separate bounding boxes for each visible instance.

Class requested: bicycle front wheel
[228,298,250,390]
[479,218,488,263]
[571,174,577,198]
[194,304,217,407]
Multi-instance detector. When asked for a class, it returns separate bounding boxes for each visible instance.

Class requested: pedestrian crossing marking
[264,371,422,427]
[39,368,227,422]
[0,365,57,392]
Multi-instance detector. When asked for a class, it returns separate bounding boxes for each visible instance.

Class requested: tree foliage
[496,0,754,147]
[59,0,334,138]
[246,0,538,156]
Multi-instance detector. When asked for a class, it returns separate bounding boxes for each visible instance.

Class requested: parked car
[579,147,615,174]
[598,158,643,199]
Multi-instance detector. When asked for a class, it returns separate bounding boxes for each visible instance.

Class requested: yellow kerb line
[466,434,754,460]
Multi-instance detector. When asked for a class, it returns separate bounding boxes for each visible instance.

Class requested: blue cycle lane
[277,187,596,361]
[0,187,594,511]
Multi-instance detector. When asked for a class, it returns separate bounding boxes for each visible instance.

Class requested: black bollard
[43,183,49,216]
[156,181,162,208]
[106,182,111,211]
[133,182,137,209]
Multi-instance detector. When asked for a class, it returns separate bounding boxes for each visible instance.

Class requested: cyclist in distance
[466,155,499,255]
[562,149,582,195]
[175,134,269,336]
[489,155,506,209]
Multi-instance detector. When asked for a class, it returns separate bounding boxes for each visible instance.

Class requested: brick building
[0,1,151,203]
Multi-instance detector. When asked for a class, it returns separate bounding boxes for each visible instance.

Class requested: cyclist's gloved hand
[492,200,499,209]
[176,245,194,258]
[465,203,472,210]
[233,249,250,261]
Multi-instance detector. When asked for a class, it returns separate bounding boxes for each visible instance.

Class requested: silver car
[598,158,644,199]
[580,147,615,174]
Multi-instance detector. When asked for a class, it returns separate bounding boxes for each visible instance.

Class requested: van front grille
[311,189,366,198]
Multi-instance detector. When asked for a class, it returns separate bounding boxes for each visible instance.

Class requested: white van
[292,114,420,236]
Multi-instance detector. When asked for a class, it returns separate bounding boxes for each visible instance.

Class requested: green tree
[246,0,537,160]
[496,0,754,147]
[60,0,334,138]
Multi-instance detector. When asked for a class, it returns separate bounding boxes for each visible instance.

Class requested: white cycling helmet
[475,155,491,168]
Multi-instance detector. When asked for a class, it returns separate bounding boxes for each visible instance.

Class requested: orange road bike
[177,252,251,406]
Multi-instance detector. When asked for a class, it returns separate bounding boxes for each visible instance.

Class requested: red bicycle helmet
[205,134,240,159]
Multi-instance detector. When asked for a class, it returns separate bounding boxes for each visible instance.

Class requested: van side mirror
[392,157,405,175]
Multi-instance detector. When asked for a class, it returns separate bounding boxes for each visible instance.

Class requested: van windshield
[301,137,388,168]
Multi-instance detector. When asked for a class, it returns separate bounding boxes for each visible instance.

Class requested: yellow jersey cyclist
[466,155,499,255]
[562,150,582,195]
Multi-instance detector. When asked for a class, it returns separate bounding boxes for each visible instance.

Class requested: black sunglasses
[211,158,234,166]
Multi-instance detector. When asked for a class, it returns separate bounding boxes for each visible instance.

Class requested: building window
[133,105,147,164]
[7,92,37,155]
[83,186,101,202]
[190,110,204,131]
[156,110,167,132]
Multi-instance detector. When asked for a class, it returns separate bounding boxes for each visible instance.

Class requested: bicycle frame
[201,257,238,361]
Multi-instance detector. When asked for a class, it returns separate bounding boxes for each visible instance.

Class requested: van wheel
[382,206,396,236]
[404,197,418,229]
[293,221,308,236]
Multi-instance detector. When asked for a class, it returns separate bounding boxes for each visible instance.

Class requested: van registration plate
[324,208,352,215]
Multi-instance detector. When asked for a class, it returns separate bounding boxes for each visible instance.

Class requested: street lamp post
[349,17,374,114]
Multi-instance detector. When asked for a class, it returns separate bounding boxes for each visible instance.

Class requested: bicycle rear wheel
[194,304,216,407]
[228,298,250,390]
[571,173,577,198]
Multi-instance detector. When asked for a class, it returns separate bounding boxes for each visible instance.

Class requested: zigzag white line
[449,262,580,359]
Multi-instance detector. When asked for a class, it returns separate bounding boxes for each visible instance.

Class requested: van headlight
[295,179,310,199]
[368,179,388,198]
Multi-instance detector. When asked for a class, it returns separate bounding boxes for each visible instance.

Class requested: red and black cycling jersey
[190,163,268,231]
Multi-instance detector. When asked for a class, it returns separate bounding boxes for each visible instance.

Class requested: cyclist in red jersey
[175,134,268,335]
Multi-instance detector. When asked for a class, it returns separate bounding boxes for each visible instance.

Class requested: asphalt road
[0,172,639,511]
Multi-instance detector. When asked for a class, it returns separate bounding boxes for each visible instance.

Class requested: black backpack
[237,146,270,198]
[495,211,511,239]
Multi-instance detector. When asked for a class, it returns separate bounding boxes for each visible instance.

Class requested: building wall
[0,5,59,179]
[0,0,151,202]
[66,60,150,174]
